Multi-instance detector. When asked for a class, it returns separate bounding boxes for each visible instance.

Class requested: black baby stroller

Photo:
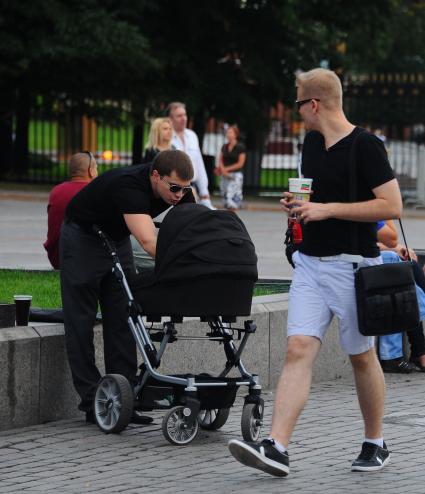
[92,203,264,445]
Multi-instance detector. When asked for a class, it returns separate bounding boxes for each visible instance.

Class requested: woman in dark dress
[216,125,246,210]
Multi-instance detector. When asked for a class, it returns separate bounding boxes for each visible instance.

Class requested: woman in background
[132,118,175,271]
[216,125,246,211]
[143,118,174,163]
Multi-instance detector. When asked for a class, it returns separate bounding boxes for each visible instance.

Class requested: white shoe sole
[351,455,390,472]
[228,440,289,477]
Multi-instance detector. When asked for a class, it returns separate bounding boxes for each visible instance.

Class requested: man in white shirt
[167,101,215,209]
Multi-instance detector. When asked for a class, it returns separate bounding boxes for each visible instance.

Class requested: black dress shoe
[410,357,425,372]
[85,410,153,425]
[85,410,96,424]
[380,358,415,373]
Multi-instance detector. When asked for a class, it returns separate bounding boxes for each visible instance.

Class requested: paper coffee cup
[288,178,313,202]
[14,295,32,326]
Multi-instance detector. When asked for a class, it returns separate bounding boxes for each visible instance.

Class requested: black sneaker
[351,441,390,472]
[380,358,414,374]
[228,439,289,477]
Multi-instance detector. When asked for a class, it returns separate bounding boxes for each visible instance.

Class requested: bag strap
[348,130,412,261]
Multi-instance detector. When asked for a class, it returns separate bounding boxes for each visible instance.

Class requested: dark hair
[151,150,194,181]
[228,125,240,139]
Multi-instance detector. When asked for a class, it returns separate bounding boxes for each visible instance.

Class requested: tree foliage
[1,0,425,174]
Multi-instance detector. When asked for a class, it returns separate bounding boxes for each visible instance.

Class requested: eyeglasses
[295,98,320,110]
[161,176,192,194]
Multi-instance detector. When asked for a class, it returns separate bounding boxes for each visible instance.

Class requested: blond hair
[146,117,173,149]
[296,68,343,110]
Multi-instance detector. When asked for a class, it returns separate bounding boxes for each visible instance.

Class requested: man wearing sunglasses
[44,151,98,269]
[60,150,194,424]
[229,68,402,476]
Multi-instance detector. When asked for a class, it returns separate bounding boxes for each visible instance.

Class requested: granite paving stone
[1,374,423,493]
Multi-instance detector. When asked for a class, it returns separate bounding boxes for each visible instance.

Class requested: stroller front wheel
[241,402,263,441]
[162,406,199,445]
[93,374,134,434]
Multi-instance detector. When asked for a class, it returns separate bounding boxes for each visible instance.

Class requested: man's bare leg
[228,334,321,477]
[350,348,385,439]
[270,335,322,447]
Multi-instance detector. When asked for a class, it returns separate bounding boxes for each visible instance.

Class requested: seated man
[377,220,425,373]
[44,152,98,269]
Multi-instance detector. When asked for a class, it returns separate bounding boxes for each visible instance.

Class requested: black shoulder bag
[350,132,419,336]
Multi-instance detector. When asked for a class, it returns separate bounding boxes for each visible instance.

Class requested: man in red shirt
[44,152,98,269]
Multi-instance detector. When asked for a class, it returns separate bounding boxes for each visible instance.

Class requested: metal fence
[7,74,425,202]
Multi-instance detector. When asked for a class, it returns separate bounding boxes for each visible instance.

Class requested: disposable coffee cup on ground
[288,178,313,202]
[14,295,32,326]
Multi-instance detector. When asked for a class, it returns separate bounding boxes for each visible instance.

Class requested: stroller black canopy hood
[154,203,258,283]
[132,203,258,317]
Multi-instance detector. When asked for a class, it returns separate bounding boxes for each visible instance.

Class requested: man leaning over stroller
[60,150,195,424]
[228,68,402,476]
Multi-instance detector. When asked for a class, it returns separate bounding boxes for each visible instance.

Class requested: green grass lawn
[260,169,298,188]
[254,281,291,296]
[0,269,61,308]
[28,119,150,154]
[0,270,289,310]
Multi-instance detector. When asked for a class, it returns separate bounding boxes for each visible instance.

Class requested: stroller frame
[93,227,264,445]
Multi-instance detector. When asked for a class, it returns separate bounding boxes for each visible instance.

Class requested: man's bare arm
[282,178,402,224]
[124,214,157,257]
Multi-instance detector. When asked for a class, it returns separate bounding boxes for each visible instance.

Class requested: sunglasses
[161,176,192,194]
[295,98,320,110]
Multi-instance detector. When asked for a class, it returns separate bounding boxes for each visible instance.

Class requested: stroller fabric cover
[131,203,258,317]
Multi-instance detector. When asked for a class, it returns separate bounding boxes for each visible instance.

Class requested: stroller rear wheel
[162,406,199,445]
[198,408,230,430]
[94,374,134,434]
[241,402,263,441]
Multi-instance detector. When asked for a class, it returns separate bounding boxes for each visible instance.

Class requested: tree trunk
[13,89,31,176]
[132,116,144,165]
[192,108,206,149]
[0,94,14,177]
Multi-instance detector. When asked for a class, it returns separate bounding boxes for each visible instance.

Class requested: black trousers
[60,221,137,412]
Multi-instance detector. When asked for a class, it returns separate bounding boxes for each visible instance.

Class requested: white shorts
[287,251,382,355]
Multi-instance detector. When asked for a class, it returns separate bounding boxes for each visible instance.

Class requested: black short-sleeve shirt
[299,127,395,257]
[66,164,195,241]
[221,142,246,168]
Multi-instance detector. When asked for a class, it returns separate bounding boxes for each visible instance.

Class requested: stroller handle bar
[92,224,135,303]
[92,225,117,257]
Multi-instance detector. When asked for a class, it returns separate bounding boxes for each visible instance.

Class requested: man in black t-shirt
[60,150,194,424]
[229,69,402,476]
